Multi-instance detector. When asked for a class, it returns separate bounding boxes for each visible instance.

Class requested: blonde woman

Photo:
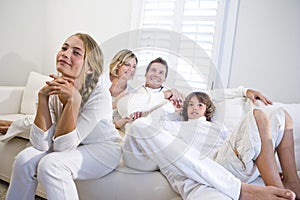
[109,49,142,132]
[7,33,121,200]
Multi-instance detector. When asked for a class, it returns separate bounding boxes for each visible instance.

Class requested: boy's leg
[253,109,284,188]
[276,110,300,198]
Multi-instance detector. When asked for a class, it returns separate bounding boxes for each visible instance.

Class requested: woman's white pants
[6,142,121,200]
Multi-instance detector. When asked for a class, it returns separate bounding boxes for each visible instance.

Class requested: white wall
[229,0,300,103]
[0,0,133,86]
[0,0,45,85]
[1,0,299,103]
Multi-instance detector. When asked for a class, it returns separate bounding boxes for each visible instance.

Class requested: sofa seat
[0,137,180,200]
[76,162,180,200]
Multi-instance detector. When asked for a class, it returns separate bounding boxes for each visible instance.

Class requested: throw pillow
[20,71,50,114]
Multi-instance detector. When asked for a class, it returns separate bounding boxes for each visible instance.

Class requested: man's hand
[246,89,273,105]
[164,89,184,101]
[170,99,183,112]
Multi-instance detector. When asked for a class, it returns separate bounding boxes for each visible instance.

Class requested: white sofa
[0,71,299,199]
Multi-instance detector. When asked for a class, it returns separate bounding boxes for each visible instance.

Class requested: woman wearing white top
[6,33,121,200]
[109,49,142,135]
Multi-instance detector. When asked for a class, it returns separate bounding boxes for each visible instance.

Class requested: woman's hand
[246,89,273,105]
[44,74,81,106]
[38,75,59,99]
[128,111,143,120]
[114,111,143,129]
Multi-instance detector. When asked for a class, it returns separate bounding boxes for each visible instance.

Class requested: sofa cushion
[212,97,249,133]
[20,71,50,115]
[76,162,180,200]
[0,86,24,115]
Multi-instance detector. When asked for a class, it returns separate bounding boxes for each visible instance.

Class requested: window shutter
[131,0,221,94]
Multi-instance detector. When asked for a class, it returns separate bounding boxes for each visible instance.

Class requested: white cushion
[76,162,180,200]
[0,86,24,115]
[212,97,250,133]
[20,72,50,115]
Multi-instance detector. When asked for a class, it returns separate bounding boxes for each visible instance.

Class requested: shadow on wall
[0,52,39,86]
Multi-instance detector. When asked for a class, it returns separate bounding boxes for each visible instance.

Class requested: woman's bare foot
[240,183,296,200]
[283,180,300,199]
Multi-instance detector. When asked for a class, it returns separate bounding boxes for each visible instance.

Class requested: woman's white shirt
[30,72,121,152]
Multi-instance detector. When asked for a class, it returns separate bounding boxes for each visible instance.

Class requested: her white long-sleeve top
[30,72,121,152]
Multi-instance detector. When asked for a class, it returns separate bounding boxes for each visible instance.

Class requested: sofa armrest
[0,86,24,115]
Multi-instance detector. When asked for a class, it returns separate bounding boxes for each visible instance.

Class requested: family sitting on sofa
[1,33,299,200]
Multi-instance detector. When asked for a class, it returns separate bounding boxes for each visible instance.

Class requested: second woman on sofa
[6,33,122,200]
[109,49,143,135]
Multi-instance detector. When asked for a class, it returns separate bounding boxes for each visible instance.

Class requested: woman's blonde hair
[182,92,215,121]
[109,49,138,77]
[73,33,103,104]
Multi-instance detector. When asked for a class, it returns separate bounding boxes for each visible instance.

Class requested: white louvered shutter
[130,0,226,95]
